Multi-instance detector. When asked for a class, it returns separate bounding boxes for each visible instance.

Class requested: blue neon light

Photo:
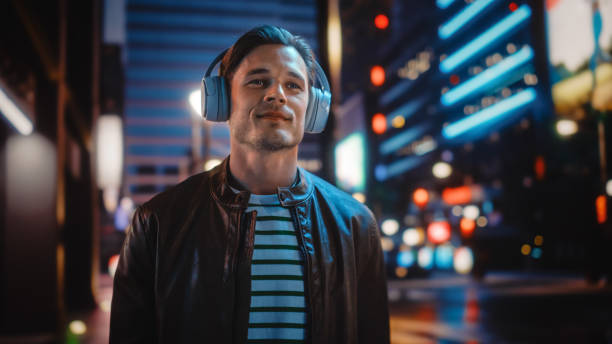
[376,155,426,182]
[435,245,454,269]
[441,46,534,106]
[386,95,428,123]
[380,79,414,107]
[380,123,429,155]
[397,250,415,268]
[442,88,536,139]
[439,0,496,40]
[437,0,457,9]
[532,247,542,259]
[440,4,532,73]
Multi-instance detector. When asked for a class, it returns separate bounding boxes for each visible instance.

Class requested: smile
[256,112,290,121]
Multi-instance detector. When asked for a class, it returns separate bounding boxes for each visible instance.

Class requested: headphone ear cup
[202,76,230,121]
[304,86,331,134]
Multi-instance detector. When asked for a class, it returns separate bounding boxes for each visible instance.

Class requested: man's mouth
[256,111,290,121]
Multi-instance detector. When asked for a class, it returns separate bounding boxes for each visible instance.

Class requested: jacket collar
[209,156,313,209]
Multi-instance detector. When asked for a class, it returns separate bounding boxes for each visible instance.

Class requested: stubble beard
[234,123,302,152]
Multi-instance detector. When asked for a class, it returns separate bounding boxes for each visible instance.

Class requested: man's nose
[264,82,287,104]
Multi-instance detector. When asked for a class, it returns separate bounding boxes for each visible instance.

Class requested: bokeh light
[435,244,454,269]
[432,161,452,179]
[108,254,120,278]
[452,205,463,217]
[370,65,386,86]
[402,227,424,246]
[413,188,430,208]
[380,237,395,252]
[428,221,451,244]
[352,192,366,203]
[69,320,87,335]
[453,246,474,274]
[418,246,434,269]
[460,218,476,237]
[381,218,400,236]
[556,119,578,137]
[374,14,389,30]
[532,247,543,259]
[204,158,222,171]
[391,115,405,128]
[463,205,480,220]
[397,250,415,267]
[372,113,387,134]
[534,235,544,246]
[521,244,531,256]
[476,216,488,227]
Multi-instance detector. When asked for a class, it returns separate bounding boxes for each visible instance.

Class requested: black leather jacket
[110,158,390,343]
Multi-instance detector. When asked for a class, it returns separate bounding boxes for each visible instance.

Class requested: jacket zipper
[290,207,314,344]
[234,209,257,275]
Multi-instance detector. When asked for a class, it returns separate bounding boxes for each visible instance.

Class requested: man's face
[228,44,309,152]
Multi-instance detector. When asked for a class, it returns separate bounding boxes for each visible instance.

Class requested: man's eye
[287,82,302,90]
[248,79,266,87]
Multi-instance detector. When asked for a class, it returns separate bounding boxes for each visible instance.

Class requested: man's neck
[228,145,298,195]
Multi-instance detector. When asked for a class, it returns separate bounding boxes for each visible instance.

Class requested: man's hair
[220,25,316,86]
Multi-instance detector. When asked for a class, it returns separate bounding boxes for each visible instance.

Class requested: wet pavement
[388,272,612,344]
[60,271,612,343]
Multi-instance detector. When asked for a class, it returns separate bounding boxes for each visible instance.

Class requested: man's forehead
[236,44,308,78]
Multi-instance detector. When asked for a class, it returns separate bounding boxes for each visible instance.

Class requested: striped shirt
[246,193,307,343]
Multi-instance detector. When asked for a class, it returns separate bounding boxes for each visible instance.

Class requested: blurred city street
[389,273,612,343]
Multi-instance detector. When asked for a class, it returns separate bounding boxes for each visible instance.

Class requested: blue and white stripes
[246,193,307,343]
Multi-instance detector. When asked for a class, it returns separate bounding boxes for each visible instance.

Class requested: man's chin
[253,138,299,152]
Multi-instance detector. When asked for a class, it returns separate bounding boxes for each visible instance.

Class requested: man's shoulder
[304,169,376,224]
[139,171,210,216]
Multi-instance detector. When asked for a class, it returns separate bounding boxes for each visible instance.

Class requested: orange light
[108,254,120,278]
[509,2,518,11]
[372,113,387,134]
[374,14,389,30]
[460,218,476,237]
[450,74,460,85]
[534,155,546,180]
[413,188,429,208]
[370,65,385,86]
[442,186,472,205]
[427,221,451,244]
[596,195,607,224]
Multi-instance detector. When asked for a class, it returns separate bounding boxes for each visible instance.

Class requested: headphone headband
[205,49,229,77]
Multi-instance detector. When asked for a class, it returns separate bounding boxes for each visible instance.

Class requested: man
[110,25,389,344]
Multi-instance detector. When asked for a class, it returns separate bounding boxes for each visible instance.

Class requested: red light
[534,156,546,180]
[427,221,451,244]
[460,218,476,237]
[374,14,389,30]
[370,65,385,86]
[372,113,387,134]
[413,188,430,208]
[442,186,472,205]
[509,2,518,11]
[108,254,120,277]
[450,74,460,85]
[546,0,561,10]
[596,195,607,224]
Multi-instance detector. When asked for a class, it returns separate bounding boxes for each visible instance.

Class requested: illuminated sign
[334,132,366,192]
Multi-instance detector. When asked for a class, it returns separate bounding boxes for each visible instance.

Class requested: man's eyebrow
[245,68,270,77]
[244,67,306,84]
[287,70,306,84]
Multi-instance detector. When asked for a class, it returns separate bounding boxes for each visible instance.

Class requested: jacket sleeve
[110,206,157,344]
[357,211,390,344]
